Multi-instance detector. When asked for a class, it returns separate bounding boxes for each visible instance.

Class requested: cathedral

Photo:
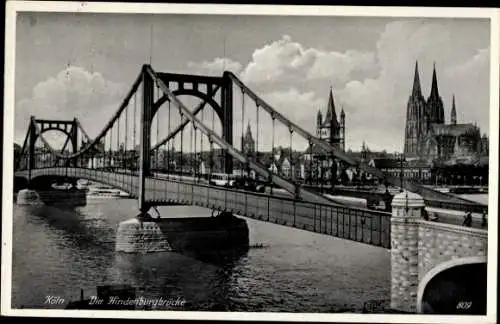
[316,87,345,151]
[404,62,488,164]
[241,122,255,156]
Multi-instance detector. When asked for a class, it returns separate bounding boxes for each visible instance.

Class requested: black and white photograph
[2,2,498,322]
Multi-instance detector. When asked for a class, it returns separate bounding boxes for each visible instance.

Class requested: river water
[11,198,391,312]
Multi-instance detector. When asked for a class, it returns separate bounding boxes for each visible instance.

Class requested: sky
[14,12,491,153]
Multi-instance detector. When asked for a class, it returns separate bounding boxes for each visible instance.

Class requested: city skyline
[5,3,497,321]
[15,13,490,153]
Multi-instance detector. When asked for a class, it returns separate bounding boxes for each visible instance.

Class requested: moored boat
[87,185,130,199]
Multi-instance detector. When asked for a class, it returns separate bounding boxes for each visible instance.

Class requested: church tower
[404,61,426,158]
[316,87,342,149]
[316,110,323,138]
[426,63,445,125]
[450,94,457,125]
[325,87,340,147]
[241,121,255,156]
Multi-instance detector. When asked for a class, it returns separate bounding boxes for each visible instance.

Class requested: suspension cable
[152,84,157,200]
[256,104,259,162]
[167,100,171,179]
[270,115,275,194]
[212,106,215,173]
[156,86,160,173]
[133,91,137,174]
[194,122,198,181]
[110,120,113,170]
[309,141,313,185]
[117,115,121,172]
[124,100,128,171]
[241,88,247,178]
[290,128,293,180]
[209,139,214,184]
[190,120,194,178]
[180,112,184,182]
[200,108,204,179]
[241,88,245,151]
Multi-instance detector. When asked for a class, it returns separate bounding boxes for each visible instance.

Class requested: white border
[2,2,499,323]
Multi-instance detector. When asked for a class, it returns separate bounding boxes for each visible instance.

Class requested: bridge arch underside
[34,127,76,151]
[418,258,487,315]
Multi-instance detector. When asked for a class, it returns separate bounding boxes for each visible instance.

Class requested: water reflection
[25,204,115,250]
[12,200,391,312]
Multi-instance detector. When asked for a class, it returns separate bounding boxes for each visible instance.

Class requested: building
[241,122,255,157]
[294,88,347,185]
[403,61,489,185]
[316,87,345,150]
[404,62,487,164]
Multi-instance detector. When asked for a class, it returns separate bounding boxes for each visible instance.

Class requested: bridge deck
[16,167,392,249]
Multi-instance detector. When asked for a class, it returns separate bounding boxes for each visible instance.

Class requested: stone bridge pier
[390,191,488,314]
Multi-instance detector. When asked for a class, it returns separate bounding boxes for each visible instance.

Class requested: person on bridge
[421,207,429,221]
[481,210,488,227]
[463,211,472,227]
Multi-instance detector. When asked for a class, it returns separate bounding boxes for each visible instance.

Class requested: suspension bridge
[14,64,487,250]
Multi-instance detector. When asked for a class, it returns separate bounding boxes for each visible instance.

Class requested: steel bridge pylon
[17,116,83,185]
[138,65,234,212]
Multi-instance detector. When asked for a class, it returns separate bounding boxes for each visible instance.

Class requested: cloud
[17,21,489,156]
[257,88,326,150]
[15,66,127,146]
[187,57,243,76]
[443,48,490,133]
[184,24,489,153]
[337,21,490,151]
[240,35,377,91]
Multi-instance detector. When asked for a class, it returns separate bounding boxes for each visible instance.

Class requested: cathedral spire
[324,86,339,129]
[451,94,457,125]
[430,62,440,98]
[246,120,252,136]
[317,109,323,126]
[411,60,423,97]
[427,62,445,124]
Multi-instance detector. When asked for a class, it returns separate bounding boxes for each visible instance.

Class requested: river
[11,198,391,312]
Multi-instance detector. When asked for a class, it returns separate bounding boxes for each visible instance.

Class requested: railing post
[313,206,317,232]
[244,190,248,216]
[293,200,296,227]
[336,208,339,236]
[267,195,270,221]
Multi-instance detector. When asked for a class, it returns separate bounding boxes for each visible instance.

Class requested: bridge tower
[138,65,234,213]
[390,190,423,313]
[20,116,80,187]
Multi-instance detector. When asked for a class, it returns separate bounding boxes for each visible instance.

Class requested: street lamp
[396,152,405,193]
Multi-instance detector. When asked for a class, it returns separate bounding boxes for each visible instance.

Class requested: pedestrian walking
[481,209,487,227]
[463,211,472,227]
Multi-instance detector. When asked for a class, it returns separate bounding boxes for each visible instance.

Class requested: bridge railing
[185,184,391,249]
[17,166,392,249]
[424,198,487,214]
[145,173,392,249]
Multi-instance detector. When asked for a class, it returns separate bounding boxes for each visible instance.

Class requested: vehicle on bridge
[231,176,266,193]
[87,185,130,199]
[209,173,237,187]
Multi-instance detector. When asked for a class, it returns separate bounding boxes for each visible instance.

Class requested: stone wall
[418,220,487,281]
[390,190,488,314]
[390,191,423,313]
